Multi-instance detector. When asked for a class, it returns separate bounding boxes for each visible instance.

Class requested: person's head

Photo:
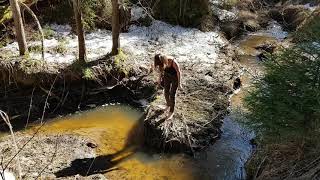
[154,54,168,69]
[154,54,162,67]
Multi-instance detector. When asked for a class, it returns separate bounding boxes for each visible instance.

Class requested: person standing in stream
[153,53,182,120]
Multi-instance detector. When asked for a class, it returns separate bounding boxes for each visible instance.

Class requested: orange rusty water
[238,35,276,56]
[37,105,196,180]
[232,35,273,108]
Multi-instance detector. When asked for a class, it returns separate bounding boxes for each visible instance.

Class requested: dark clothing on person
[163,66,178,113]
[164,65,177,76]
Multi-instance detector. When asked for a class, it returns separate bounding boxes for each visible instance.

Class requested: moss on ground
[28,44,42,53]
[54,38,68,54]
[19,56,47,74]
[82,67,95,80]
[221,0,238,10]
[0,6,12,24]
[114,49,130,76]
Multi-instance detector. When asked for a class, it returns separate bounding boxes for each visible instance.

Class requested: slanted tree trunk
[19,2,45,60]
[72,0,86,64]
[111,0,120,55]
[9,0,27,56]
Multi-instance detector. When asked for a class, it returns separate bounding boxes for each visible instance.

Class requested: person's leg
[163,74,171,111]
[167,77,178,120]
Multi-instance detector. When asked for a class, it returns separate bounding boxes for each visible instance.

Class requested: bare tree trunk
[72,0,86,64]
[9,0,27,56]
[19,2,45,60]
[111,0,120,55]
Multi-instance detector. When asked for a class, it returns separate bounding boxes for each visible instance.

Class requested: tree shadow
[54,146,136,177]
[55,112,146,178]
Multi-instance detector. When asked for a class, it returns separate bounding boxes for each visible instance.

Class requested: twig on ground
[86,157,97,176]
[0,110,22,180]
[203,111,222,127]
[78,82,86,109]
[41,75,58,124]
[291,155,320,177]
[34,135,59,179]
[0,155,5,180]
[2,122,46,175]
[182,115,195,156]
[137,0,156,21]
[25,87,36,129]
[52,77,66,113]
[254,156,267,180]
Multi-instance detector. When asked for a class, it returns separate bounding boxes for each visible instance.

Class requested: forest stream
[0,16,290,179]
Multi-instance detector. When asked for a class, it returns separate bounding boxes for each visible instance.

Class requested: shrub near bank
[244,16,320,179]
[245,43,320,139]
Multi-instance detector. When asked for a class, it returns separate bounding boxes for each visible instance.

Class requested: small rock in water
[250,138,257,146]
[257,53,267,61]
[233,77,242,90]
[255,43,276,53]
[86,142,98,149]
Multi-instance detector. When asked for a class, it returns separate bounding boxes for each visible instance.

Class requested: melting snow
[0,20,226,65]
[304,3,318,12]
[250,21,288,40]
[1,170,16,180]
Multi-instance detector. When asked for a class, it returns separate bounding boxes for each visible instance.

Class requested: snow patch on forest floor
[0,20,226,66]
[250,21,288,40]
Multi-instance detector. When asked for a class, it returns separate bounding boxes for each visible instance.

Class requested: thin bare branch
[41,75,58,124]
[25,87,35,129]
[0,110,22,180]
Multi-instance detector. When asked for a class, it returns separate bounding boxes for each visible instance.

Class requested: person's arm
[158,66,164,85]
[173,60,182,89]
